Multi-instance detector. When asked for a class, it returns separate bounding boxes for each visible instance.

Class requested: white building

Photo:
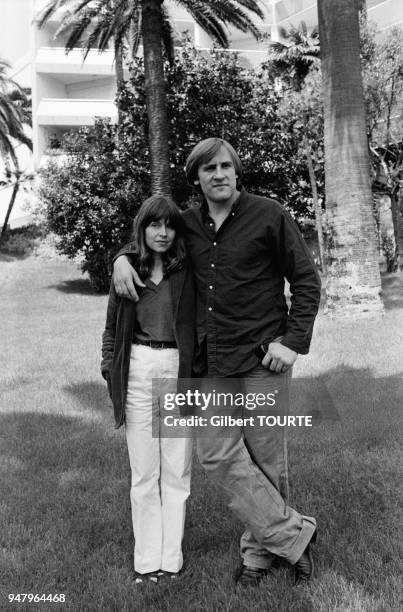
[1,0,402,228]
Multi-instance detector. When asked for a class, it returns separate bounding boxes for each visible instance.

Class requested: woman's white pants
[125,344,192,574]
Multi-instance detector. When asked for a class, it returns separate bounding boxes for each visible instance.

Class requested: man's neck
[206,190,240,223]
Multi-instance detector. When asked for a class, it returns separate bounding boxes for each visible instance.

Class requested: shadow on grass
[0,251,31,262]
[289,366,403,458]
[380,271,403,310]
[0,225,45,262]
[48,277,100,295]
[63,380,112,416]
[1,364,401,609]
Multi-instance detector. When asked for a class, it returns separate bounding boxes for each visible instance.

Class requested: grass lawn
[0,252,402,612]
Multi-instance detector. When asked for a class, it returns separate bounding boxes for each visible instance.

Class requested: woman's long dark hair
[132,195,186,279]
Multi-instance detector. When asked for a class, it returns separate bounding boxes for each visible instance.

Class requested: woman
[101,195,195,584]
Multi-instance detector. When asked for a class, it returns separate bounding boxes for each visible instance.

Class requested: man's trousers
[196,364,316,568]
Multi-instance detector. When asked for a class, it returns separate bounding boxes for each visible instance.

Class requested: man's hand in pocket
[262,342,297,373]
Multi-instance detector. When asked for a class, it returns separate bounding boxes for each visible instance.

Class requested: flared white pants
[125,344,192,574]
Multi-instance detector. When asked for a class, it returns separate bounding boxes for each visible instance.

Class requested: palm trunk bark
[114,39,125,127]
[1,174,20,241]
[303,136,327,276]
[318,0,382,315]
[141,0,171,195]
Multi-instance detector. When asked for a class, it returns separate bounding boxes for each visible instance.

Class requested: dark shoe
[160,570,180,580]
[294,529,317,585]
[235,564,269,587]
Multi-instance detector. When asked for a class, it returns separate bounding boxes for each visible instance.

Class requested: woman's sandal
[134,570,164,585]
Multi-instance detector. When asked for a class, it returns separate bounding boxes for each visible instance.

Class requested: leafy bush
[163,43,324,220]
[39,122,145,291]
[0,224,46,256]
[39,41,324,291]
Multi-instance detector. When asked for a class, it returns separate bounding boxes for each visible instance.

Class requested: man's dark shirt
[116,189,321,377]
[182,189,321,376]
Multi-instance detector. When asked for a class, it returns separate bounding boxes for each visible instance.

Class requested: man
[113,138,321,587]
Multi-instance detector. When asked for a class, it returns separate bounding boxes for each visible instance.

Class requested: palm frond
[0,59,26,96]
[268,19,320,62]
[202,0,262,38]
[0,133,18,167]
[36,0,73,30]
[180,2,230,47]
[0,91,32,159]
[38,0,264,63]
[6,89,31,126]
[108,1,133,51]
[60,11,96,53]
[85,24,110,56]
[127,9,142,58]
[0,58,12,73]
[179,0,263,47]
[161,4,175,65]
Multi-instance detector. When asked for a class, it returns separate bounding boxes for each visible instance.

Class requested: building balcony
[196,47,267,68]
[36,98,117,126]
[35,47,116,76]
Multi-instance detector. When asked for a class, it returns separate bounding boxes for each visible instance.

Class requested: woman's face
[145,218,176,254]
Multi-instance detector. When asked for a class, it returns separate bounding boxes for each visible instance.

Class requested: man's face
[195,146,238,206]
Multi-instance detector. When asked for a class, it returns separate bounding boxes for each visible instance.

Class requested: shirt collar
[200,187,246,221]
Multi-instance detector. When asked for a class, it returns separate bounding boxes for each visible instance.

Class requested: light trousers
[196,365,316,568]
[125,344,192,574]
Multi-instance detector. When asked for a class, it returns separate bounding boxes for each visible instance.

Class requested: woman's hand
[113,255,145,302]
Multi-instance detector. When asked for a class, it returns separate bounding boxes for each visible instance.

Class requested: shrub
[164,43,324,219]
[38,122,146,291]
[39,41,325,291]
[0,224,46,256]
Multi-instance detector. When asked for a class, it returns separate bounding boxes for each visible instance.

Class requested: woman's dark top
[134,278,175,343]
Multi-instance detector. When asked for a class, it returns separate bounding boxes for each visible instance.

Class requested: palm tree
[37,0,264,194]
[317,0,383,314]
[0,59,32,240]
[267,23,324,271]
[0,60,32,167]
[38,0,144,118]
[267,21,320,91]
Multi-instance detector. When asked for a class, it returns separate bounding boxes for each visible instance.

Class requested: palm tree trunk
[114,39,125,127]
[318,0,383,315]
[1,174,20,241]
[385,72,395,146]
[303,135,327,275]
[141,0,171,195]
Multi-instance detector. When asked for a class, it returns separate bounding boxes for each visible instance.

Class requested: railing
[36,99,117,125]
[35,47,115,73]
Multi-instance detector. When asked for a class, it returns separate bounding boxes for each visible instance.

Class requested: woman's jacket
[101,257,196,428]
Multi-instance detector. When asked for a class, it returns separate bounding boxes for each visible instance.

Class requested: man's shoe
[235,564,269,587]
[294,529,317,585]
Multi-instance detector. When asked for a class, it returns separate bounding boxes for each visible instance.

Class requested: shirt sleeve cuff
[280,334,310,355]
